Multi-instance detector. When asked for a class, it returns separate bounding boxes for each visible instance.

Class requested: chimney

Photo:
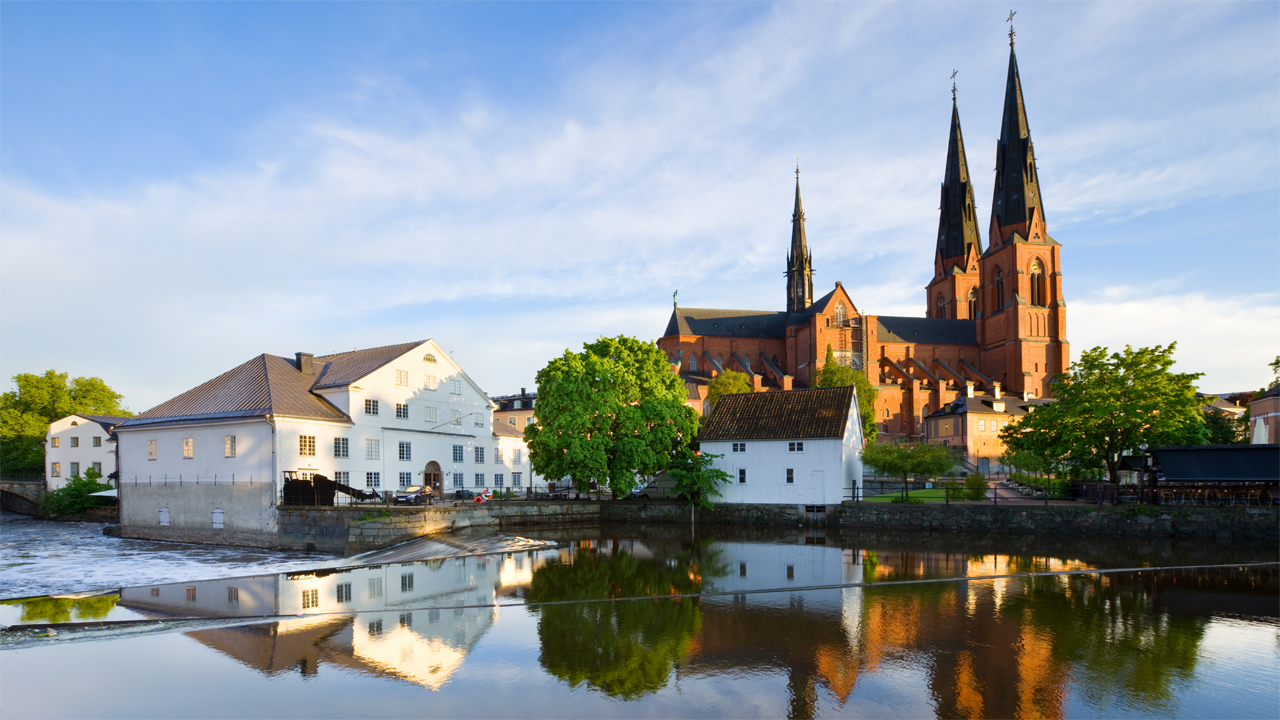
[965,381,975,398]
[521,387,526,397]
[296,352,314,374]
[993,382,1002,399]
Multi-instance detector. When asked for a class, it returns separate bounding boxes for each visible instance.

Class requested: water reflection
[0,594,119,624]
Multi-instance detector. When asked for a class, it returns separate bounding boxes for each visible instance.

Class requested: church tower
[925,87,983,320]
[977,33,1069,398]
[786,173,814,313]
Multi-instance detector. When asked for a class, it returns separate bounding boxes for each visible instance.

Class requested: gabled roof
[75,414,133,432]
[924,394,1043,419]
[493,422,526,439]
[313,341,427,389]
[699,387,855,442]
[876,316,977,345]
[664,307,790,339]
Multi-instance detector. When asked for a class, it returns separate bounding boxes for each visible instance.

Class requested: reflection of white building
[43,414,130,490]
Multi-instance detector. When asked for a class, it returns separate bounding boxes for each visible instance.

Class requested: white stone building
[44,414,130,490]
[698,386,863,506]
[114,340,540,545]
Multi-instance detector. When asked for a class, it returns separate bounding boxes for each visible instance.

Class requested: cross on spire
[951,69,958,101]
[1007,9,1016,46]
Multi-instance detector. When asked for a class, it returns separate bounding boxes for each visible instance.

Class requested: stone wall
[604,501,806,526]
[0,480,44,516]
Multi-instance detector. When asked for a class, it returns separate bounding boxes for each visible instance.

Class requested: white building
[44,414,130,490]
[698,386,863,506]
[114,340,540,545]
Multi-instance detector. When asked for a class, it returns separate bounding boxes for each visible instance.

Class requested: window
[453,472,464,488]
[979,420,986,432]
[401,573,414,592]
[396,403,409,419]
[475,473,485,487]
[449,378,462,395]
[508,417,516,425]
[366,472,381,489]
[334,471,349,483]
[425,374,438,390]
[452,445,464,463]
[299,436,316,456]
[786,469,794,484]
[186,587,197,602]
[368,620,383,636]
[399,441,412,461]
[738,468,747,484]
[334,438,349,458]
[368,577,383,598]
[834,301,847,325]
[71,462,80,477]
[92,462,102,475]
[212,508,224,529]
[225,435,236,458]
[690,355,698,372]
[336,583,352,603]
[474,447,485,463]
[494,448,503,463]
[302,589,318,610]
[474,414,483,428]
[526,416,535,425]
[513,400,522,410]
[512,472,522,488]
[364,399,379,416]
[51,437,59,448]
[400,612,413,628]
[994,268,1005,310]
[51,462,60,477]
[732,443,746,453]
[70,437,79,448]
[739,563,747,577]
[1030,259,1046,307]
[92,436,102,448]
[424,353,438,364]
[399,472,412,488]
[425,406,438,423]
[786,565,795,580]
[183,438,194,459]
[450,409,462,426]
[936,293,946,318]
[395,369,409,386]
[513,449,522,465]
[494,474,504,488]
[788,441,804,452]
[228,587,239,604]
[968,288,977,318]
[366,439,380,460]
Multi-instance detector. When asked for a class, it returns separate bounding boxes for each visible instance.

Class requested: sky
[2,1,1277,411]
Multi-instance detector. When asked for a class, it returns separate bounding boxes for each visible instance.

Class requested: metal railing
[122,474,260,485]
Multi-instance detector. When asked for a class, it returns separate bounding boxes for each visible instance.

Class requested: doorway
[424,461,442,496]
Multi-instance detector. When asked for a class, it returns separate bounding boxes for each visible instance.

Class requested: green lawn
[862,488,955,503]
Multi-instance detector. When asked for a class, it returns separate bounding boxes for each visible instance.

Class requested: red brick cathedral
[657,40,1068,441]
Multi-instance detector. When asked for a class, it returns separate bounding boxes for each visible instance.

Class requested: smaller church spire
[935,86,981,267]
[786,168,814,313]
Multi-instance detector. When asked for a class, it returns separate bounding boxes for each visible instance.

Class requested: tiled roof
[925,394,1051,418]
[698,387,855,442]
[493,422,526,438]
[313,341,427,389]
[876,316,977,345]
[664,307,791,339]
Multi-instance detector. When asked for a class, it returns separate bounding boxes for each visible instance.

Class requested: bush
[889,496,925,504]
[944,479,963,500]
[41,468,113,517]
[964,472,988,501]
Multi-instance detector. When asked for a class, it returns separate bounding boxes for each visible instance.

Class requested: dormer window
[423,354,437,364]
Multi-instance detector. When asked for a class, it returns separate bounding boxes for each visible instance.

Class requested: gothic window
[716,354,723,369]
[1029,260,1045,307]
[994,268,1005,311]
[967,289,977,319]
[690,355,698,372]
[834,302,847,325]
[936,294,946,319]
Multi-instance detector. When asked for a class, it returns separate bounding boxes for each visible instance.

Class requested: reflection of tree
[526,543,720,699]
[2,595,119,624]
[1004,573,1207,714]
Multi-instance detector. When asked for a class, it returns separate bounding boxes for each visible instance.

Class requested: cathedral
[657,38,1068,456]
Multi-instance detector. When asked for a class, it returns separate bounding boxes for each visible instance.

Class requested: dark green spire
[936,93,982,265]
[990,45,1045,241]
[786,172,813,313]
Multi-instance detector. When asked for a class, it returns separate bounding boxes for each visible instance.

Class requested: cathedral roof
[875,316,976,345]
[664,307,791,339]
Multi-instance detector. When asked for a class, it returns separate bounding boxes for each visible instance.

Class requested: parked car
[453,489,476,501]
[631,473,682,500]
[392,486,432,505]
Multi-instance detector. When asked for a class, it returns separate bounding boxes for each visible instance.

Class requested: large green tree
[705,369,751,411]
[862,441,956,499]
[1000,344,1206,483]
[1,371,129,477]
[525,336,699,497]
[813,344,879,442]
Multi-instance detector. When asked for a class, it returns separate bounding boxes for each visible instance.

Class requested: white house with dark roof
[115,340,540,546]
[697,386,863,506]
[44,413,131,490]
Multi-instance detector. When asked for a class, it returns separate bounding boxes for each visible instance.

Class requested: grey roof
[876,316,977,345]
[924,394,1046,418]
[493,422,526,439]
[1149,445,1279,483]
[76,414,133,432]
[119,341,428,429]
[699,387,855,442]
[664,307,791,339]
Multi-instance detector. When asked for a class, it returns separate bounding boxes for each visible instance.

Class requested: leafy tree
[1000,344,1206,483]
[525,336,699,497]
[813,345,879,442]
[862,441,956,499]
[667,448,733,510]
[705,370,752,411]
[1270,355,1280,389]
[40,466,114,516]
[1,371,130,477]
[1201,408,1246,445]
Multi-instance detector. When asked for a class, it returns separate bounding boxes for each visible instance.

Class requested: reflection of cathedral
[658,38,1068,451]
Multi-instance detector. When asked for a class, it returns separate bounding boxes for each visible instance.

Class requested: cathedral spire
[990,43,1045,245]
[936,90,981,267]
[786,168,814,313]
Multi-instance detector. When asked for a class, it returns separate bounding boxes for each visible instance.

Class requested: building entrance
[424,461,443,496]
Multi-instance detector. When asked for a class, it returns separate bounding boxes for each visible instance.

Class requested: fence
[123,474,260,485]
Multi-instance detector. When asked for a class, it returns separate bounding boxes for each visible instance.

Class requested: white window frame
[148,440,157,460]
[364,399,379,416]
[366,439,381,461]
[732,442,746,453]
[425,406,437,423]
[452,445,464,463]
[512,472,522,488]
[738,468,747,484]
[513,449,522,465]
[334,471,350,483]
[450,409,462,426]
[474,447,485,463]
[453,472,464,487]
[449,378,462,395]
[494,448,503,463]
[474,473,485,487]
[366,471,381,489]
[225,435,236,458]
[334,438,349,458]
[788,441,804,453]
[425,374,438,390]
[299,436,316,457]
[786,468,794,484]
[396,403,409,419]
[182,438,194,459]
[399,441,412,461]
[399,472,413,488]
[395,369,409,386]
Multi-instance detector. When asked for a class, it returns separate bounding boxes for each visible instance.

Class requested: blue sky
[2,1,1277,410]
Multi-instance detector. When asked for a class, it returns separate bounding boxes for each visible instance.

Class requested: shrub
[890,496,925,504]
[41,468,113,517]
[944,479,963,500]
[964,472,988,501]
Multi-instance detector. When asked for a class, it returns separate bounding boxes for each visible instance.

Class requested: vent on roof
[296,353,314,374]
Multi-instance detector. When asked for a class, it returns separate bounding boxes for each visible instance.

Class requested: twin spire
[935,89,982,268]
[786,168,814,313]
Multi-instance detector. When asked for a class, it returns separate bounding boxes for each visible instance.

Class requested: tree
[1,370,130,478]
[862,441,957,499]
[1202,408,1246,445]
[706,370,752,411]
[1270,355,1280,389]
[40,466,113,517]
[813,345,879,442]
[525,336,700,497]
[667,448,733,510]
[999,344,1206,483]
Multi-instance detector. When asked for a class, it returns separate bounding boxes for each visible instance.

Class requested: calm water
[2,525,1277,719]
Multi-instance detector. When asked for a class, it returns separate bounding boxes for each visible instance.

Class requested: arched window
[967,288,977,318]
[690,355,698,372]
[994,268,1005,311]
[1029,259,1045,307]
[423,353,437,364]
[936,294,946,319]
[834,301,847,325]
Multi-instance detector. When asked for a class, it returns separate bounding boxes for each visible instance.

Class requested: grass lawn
[862,488,955,503]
